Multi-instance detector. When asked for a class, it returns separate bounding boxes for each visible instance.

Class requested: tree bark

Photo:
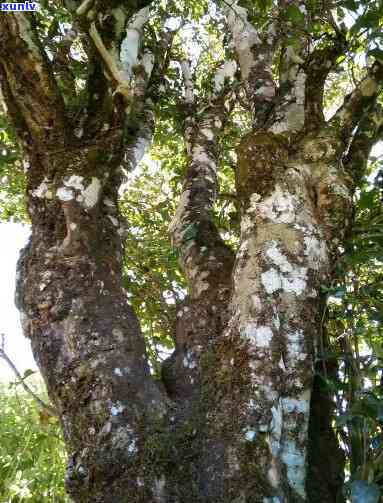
[15,133,170,501]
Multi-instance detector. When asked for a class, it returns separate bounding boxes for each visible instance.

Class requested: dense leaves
[324,155,383,496]
[0,380,68,502]
[0,114,26,222]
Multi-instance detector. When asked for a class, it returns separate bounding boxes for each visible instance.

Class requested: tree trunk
[15,136,169,501]
[14,126,349,503]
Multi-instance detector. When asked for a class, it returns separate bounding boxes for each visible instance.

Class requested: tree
[0,0,382,501]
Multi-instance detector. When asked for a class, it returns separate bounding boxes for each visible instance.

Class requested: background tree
[0,0,382,502]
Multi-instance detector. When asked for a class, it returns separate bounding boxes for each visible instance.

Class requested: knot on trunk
[236,130,289,205]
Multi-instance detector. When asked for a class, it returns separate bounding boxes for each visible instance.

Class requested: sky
[0,222,36,381]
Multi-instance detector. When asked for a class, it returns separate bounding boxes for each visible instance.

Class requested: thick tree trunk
[14,128,349,503]
[11,81,352,503]
[15,138,169,502]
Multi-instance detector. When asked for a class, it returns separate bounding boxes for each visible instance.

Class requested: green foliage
[324,158,383,497]
[0,380,68,502]
[0,114,27,222]
[120,161,185,370]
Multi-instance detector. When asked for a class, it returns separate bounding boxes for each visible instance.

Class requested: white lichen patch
[56,186,74,202]
[286,330,306,361]
[108,215,119,227]
[32,178,50,198]
[243,324,273,348]
[214,118,222,128]
[214,59,238,92]
[128,437,138,454]
[183,351,197,369]
[280,439,306,499]
[261,268,282,294]
[201,128,214,141]
[273,313,280,330]
[270,401,283,455]
[303,235,327,269]
[192,144,216,169]
[141,51,154,77]
[255,186,297,224]
[281,268,307,295]
[114,367,123,377]
[83,177,101,208]
[224,2,261,79]
[194,272,210,298]
[153,475,166,502]
[240,214,255,234]
[266,242,293,273]
[282,392,310,415]
[64,175,84,191]
[120,6,150,77]
[244,429,257,442]
[110,401,125,416]
[129,134,150,169]
[261,263,307,295]
[110,424,138,456]
[254,84,275,98]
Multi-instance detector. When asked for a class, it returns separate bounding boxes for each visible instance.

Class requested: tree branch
[330,61,383,142]
[222,0,278,126]
[270,0,310,133]
[121,27,176,173]
[0,13,67,148]
[170,62,235,300]
[0,334,57,416]
[344,103,383,183]
[304,35,347,130]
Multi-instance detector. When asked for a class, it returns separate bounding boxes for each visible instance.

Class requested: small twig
[0,334,57,416]
[218,192,237,200]
[76,0,93,16]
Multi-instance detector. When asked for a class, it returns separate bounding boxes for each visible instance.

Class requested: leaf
[350,480,381,503]
[336,413,354,427]
[368,47,383,62]
[285,4,305,25]
[358,190,376,210]
[342,0,359,12]
[334,286,347,299]
[22,369,36,380]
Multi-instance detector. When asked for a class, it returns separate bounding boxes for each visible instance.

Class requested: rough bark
[16,135,169,502]
[1,2,383,502]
